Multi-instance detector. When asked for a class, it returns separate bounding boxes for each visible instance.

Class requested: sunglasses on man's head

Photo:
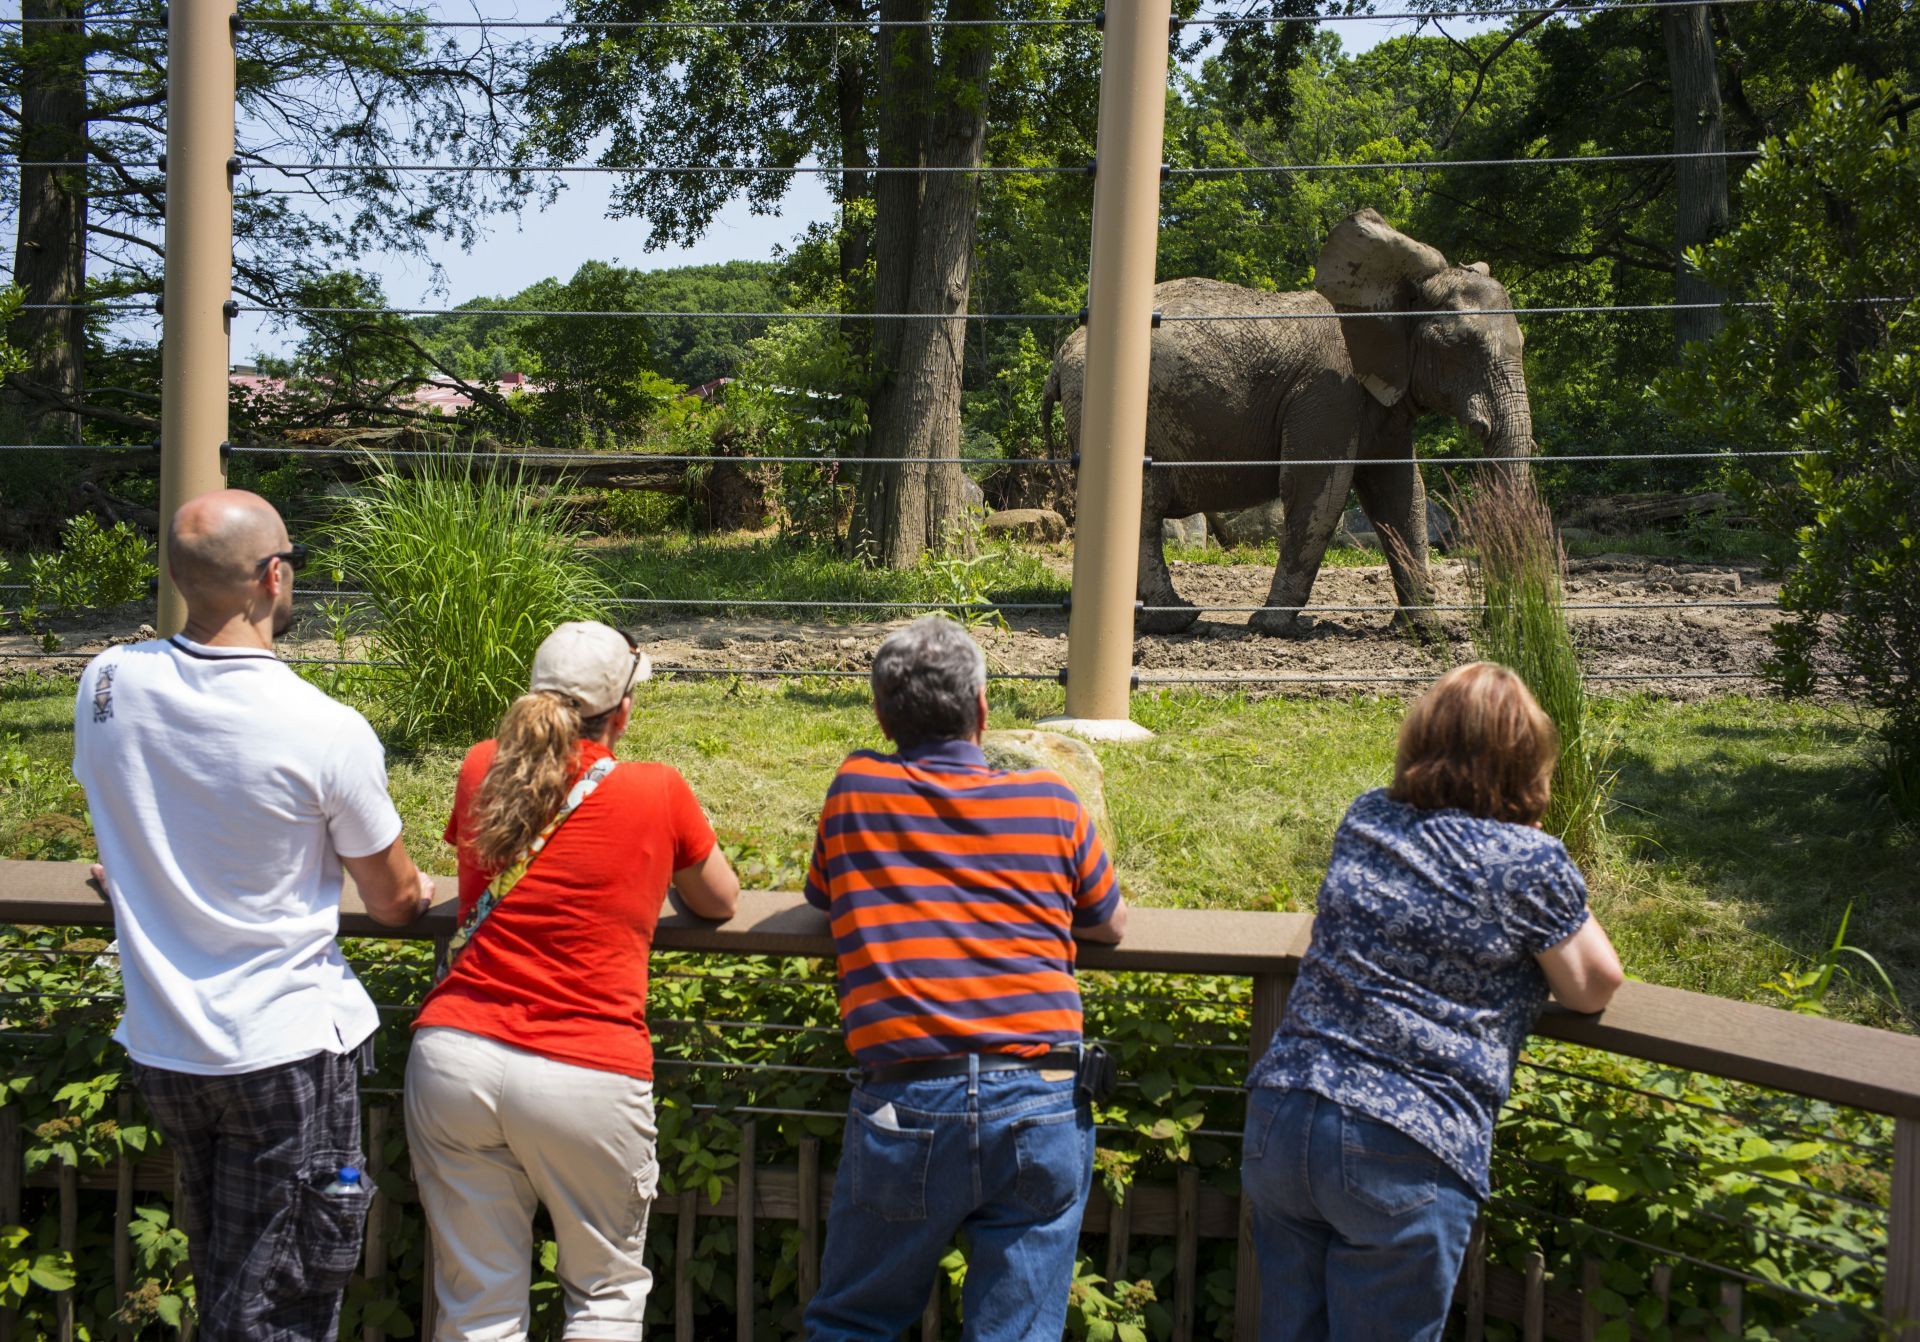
[256,542,308,575]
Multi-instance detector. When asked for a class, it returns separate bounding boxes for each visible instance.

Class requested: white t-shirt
[72,636,403,1076]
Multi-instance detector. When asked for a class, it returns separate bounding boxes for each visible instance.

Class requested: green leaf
[27,1254,75,1291]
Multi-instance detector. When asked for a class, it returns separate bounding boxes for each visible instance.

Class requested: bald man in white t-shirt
[73,490,433,1342]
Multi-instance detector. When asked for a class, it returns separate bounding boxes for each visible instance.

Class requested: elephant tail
[1040,365,1062,462]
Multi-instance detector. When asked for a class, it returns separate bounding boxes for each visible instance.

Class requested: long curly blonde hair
[469,691,615,870]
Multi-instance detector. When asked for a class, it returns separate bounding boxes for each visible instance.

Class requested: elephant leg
[1250,388,1358,637]
[1353,460,1438,639]
[1135,479,1199,635]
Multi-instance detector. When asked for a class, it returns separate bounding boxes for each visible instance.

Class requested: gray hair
[871,616,988,749]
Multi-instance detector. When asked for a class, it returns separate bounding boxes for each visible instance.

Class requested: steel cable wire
[0,442,1828,468]
[1496,1148,1885,1267]
[1517,1058,1891,1158]
[0,148,1764,175]
[16,0,1759,30]
[21,295,1910,321]
[0,649,1810,685]
[1485,1191,1861,1307]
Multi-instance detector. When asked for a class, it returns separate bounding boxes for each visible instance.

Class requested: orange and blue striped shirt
[804,740,1122,1066]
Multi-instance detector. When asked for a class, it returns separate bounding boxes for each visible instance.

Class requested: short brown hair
[1389,663,1558,824]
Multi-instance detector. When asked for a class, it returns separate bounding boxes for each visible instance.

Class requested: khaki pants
[405,1027,659,1341]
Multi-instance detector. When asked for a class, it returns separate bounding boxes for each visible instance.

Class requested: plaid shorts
[133,1045,372,1342]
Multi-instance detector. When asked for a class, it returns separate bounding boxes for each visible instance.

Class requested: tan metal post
[1046,0,1172,740]
[156,0,237,635]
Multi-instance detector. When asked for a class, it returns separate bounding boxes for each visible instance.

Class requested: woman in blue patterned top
[1242,662,1623,1341]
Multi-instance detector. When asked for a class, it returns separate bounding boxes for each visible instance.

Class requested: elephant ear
[1314,208,1451,408]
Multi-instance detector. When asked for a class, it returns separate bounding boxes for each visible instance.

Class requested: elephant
[1041,208,1538,636]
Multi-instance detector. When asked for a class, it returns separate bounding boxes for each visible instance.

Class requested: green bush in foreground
[0,934,1889,1339]
[325,457,611,743]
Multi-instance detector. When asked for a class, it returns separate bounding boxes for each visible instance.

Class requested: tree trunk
[851,0,933,558]
[1663,3,1730,353]
[834,0,873,343]
[854,0,994,568]
[6,0,88,442]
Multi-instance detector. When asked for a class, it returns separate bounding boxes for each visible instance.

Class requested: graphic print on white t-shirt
[72,637,403,1075]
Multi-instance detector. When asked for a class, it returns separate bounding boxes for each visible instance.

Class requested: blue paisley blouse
[1249,789,1590,1197]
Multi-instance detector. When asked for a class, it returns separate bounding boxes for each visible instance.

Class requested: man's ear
[260,556,290,603]
[975,689,990,737]
[873,701,896,742]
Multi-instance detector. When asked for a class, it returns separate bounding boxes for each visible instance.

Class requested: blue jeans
[1241,1087,1480,1342]
[803,1062,1094,1342]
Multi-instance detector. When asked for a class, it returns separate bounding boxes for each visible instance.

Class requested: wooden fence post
[362,1105,389,1342]
[1888,1117,1920,1340]
[1719,1281,1744,1335]
[1235,972,1290,1340]
[1460,1217,1487,1342]
[172,1158,196,1342]
[1521,1250,1545,1342]
[1579,1258,1601,1342]
[797,1137,820,1308]
[113,1093,134,1340]
[419,1218,438,1341]
[55,1160,76,1342]
[1106,1183,1132,1285]
[1174,1165,1198,1342]
[920,1276,941,1341]
[736,1120,757,1342]
[1,1104,20,1342]
[675,1190,696,1342]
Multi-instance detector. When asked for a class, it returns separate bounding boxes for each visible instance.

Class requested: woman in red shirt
[405,621,739,1340]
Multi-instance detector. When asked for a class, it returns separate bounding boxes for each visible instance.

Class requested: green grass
[591,530,1068,619]
[1163,541,1378,569]
[4,669,1913,1024]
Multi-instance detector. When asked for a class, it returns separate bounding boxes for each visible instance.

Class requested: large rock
[1338,501,1458,554]
[983,508,1068,543]
[1161,512,1208,549]
[1338,506,1380,551]
[961,476,986,511]
[982,729,1110,849]
[1212,498,1286,547]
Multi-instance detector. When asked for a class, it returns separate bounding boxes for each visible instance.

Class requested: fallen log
[1565,491,1739,533]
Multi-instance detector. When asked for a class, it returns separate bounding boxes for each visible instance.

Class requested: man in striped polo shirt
[802,616,1128,1342]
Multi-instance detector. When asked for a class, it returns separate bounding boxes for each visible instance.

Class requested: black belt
[859,1049,1080,1086]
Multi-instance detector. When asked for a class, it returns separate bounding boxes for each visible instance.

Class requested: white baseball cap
[530,621,651,717]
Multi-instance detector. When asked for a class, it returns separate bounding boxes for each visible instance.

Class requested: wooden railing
[3,857,1919,1341]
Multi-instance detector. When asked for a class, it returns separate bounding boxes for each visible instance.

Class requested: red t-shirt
[413,738,717,1080]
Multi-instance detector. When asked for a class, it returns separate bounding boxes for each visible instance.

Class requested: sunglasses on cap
[256,542,309,575]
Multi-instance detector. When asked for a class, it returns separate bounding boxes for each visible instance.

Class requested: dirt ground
[4,552,1788,701]
[616,554,1782,699]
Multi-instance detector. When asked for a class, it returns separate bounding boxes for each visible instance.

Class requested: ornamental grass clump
[1461,472,1612,860]
[328,456,611,744]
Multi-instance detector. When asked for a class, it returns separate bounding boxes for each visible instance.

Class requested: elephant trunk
[1485,359,1535,459]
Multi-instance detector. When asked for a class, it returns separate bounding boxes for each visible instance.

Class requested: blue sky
[225,3,1472,360]
[0,2,1479,359]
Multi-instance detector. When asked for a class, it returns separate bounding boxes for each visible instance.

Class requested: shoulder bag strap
[441,755,617,974]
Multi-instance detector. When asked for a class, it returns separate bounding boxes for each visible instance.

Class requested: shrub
[1461,473,1612,860]
[20,515,154,618]
[1659,69,1920,816]
[325,457,611,744]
